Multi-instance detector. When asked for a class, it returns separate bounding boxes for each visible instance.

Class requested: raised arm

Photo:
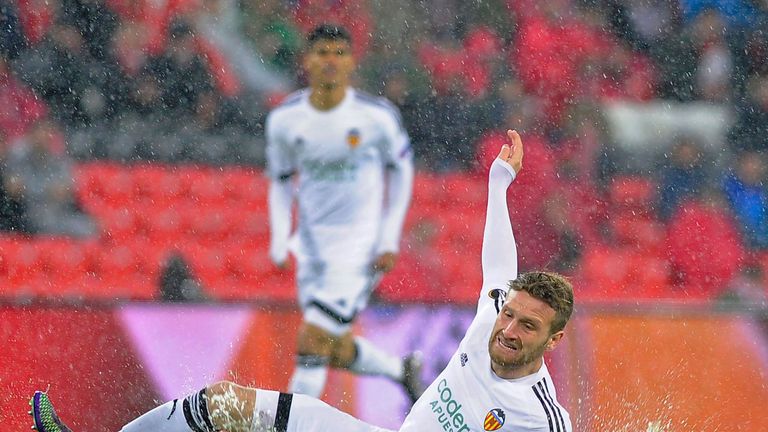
[481,130,524,291]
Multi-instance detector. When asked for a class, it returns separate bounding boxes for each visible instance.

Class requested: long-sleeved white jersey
[399,159,573,432]
[266,88,414,270]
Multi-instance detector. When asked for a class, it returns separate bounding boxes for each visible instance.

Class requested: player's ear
[545,331,564,351]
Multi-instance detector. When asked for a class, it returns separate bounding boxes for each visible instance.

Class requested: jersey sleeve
[265,111,296,264]
[480,159,519,302]
[265,111,296,181]
[376,99,414,254]
[376,98,411,164]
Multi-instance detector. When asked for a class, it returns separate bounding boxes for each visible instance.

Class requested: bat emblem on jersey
[484,408,505,431]
[347,128,361,148]
[489,288,507,314]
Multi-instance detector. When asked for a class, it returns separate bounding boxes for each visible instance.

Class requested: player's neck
[491,357,543,380]
[309,86,347,111]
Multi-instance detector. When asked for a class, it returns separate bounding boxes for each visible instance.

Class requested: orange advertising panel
[578,314,768,430]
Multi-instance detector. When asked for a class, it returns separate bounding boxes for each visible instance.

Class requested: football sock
[251,390,293,432]
[288,354,329,398]
[347,336,404,381]
[120,389,214,432]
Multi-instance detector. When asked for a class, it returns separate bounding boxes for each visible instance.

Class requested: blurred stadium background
[1,0,767,430]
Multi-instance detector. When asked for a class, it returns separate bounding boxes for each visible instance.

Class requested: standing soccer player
[266,25,420,401]
[31,130,575,432]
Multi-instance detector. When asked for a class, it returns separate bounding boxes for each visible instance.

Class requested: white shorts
[296,261,381,336]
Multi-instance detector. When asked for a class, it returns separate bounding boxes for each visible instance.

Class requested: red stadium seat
[185,245,229,288]
[609,176,656,217]
[5,240,43,287]
[610,211,665,253]
[147,206,189,244]
[581,245,670,300]
[98,207,143,243]
[440,174,486,210]
[188,169,228,208]
[187,208,231,245]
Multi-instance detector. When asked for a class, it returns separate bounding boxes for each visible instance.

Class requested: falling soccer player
[31,130,575,432]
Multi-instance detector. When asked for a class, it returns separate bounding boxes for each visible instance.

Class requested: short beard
[488,333,549,370]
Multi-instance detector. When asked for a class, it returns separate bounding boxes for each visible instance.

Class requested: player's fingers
[507,129,523,151]
[498,144,511,161]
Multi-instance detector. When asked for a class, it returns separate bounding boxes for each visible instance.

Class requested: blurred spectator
[722,150,768,249]
[602,0,680,53]
[555,102,612,181]
[142,19,215,117]
[14,22,109,126]
[16,0,56,45]
[0,56,47,141]
[0,164,28,233]
[58,0,118,60]
[539,192,583,273]
[729,74,768,150]
[729,1,768,96]
[159,252,206,302]
[240,0,301,74]
[416,78,487,170]
[0,0,26,59]
[679,0,759,28]
[5,119,96,237]
[691,10,733,102]
[665,189,745,299]
[650,8,732,101]
[721,264,767,304]
[0,131,29,233]
[657,136,708,220]
[192,91,235,133]
[109,19,150,78]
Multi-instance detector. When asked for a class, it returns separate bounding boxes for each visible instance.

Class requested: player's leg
[331,331,425,402]
[282,390,395,432]
[31,382,393,432]
[118,381,258,432]
[289,320,334,397]
[320,269,426,402]
[289,263,334,397]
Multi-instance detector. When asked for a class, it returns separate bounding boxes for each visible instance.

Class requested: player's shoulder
[268,89,309,118]
[352,89,403,121]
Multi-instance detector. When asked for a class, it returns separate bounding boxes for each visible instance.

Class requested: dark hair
[508,271,574,334]
[307,24,352,45]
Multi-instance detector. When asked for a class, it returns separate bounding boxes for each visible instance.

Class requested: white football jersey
[400,159,572,432]
[399,290,572,432]
[266,88,412,268]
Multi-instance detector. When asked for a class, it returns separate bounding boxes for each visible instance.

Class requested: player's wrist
[490,159,517,184]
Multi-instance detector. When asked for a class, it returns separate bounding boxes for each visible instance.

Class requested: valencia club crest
[347,128,361,148]
[484,408,505,431]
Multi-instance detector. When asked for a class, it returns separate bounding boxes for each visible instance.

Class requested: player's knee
[329,333,357,368]
[297,322,337,355]
[207,381,251,402]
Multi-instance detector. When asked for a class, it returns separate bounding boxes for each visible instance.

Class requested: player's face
[488,290,564,379]
[303,39,355,90]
